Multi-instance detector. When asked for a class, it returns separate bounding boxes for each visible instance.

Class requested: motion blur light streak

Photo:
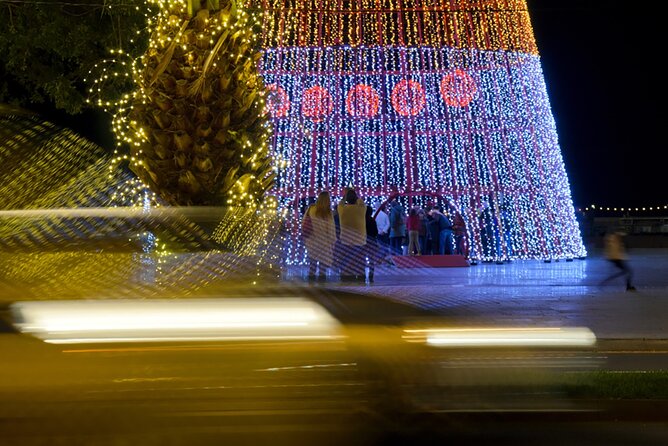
[60,342,343,354]
[1,107,286,295]
[0,207,198,219]
[403,327,596,347]
[45,336,341,344]
[11,298,342,344]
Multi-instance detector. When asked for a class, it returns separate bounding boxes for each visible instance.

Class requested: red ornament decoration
[440,69,477,107]
[391,79,426,116]
[265,83,290,117]
[301,85,334,122]
[346,84,380,118]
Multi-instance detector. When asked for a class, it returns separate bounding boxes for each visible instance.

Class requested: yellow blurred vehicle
[0,289,598,445]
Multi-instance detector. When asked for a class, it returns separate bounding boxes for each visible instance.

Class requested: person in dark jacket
[426,210,440,255]
[451,207,467,257]
[364,205,380,283]
[332,205,342,275]
[478,204,499,261]
[418,208,428,256]
[430,207,454,255]
[388,198,406,256]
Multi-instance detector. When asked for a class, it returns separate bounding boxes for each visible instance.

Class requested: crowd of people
[301,188,468,283]
[301,190,639,291]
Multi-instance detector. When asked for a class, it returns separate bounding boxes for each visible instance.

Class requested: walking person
[337,188,367,282]
[406,208,421,256]
[601,229,636,291]
[302,191,337,282]
[388,198,406,256]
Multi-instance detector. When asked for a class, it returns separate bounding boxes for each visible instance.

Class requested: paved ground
[1,248,667,341]
[286,249,668,340]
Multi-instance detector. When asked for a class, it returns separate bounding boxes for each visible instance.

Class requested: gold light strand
[88,0,275,210]
[247,0,538,53]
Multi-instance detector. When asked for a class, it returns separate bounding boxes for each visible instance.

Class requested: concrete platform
[391,254,469,268]
[323,249,668,341]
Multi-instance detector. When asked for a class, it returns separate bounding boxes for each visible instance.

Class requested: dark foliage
[0,0,148,114]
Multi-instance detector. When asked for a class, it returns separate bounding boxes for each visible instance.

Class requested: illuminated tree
[108,0,274,206]
[249,0,586,262]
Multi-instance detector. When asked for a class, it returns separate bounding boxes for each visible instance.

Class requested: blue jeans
[390,236,404,256]
[439,229,454,255]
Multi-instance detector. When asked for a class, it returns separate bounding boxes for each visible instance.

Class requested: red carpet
[391,255,470,268]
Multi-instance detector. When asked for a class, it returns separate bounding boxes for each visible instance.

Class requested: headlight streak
[11,298,343,344]
[403,327,596,348]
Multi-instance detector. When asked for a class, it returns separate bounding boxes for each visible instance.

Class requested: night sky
[527,0,665,208]
[58,0,664,209]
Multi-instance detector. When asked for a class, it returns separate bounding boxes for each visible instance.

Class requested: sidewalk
[298,249,668,341]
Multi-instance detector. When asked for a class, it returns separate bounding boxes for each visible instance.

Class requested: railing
[589,217,668,235]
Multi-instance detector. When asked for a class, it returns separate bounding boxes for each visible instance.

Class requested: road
[1,250,667,444]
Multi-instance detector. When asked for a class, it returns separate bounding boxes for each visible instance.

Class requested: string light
[252,0,538,54]
[391,79,427,117]
[440,69,478,107]
[109,177,162,208]
[346,84,380,118]
[266,83,290,117]
[89,0,274,209]
[250,0,586,263]
[579,205,668,214]
[301,85,334,122]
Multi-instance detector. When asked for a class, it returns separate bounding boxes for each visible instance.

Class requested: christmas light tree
[249,0,586,262]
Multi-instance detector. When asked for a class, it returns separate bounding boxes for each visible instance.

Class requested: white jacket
[375,210,390,235]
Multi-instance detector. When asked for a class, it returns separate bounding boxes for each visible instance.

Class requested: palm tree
[126,0,274,206]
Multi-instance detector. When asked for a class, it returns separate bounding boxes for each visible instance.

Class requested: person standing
[478,204,498,260]
[431,207,454,255]
[418,208,428,256]
[389,198,406,256]
[426,209,440,254]
[365,205,380,283]
[452,208,467,257]
[601,229,636,291]
[302,191,337,282]
[375,202,391,261]
[406,208,421,256]
[332,204,342,275]
[498,204,513,258]
[337,188,367,282]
